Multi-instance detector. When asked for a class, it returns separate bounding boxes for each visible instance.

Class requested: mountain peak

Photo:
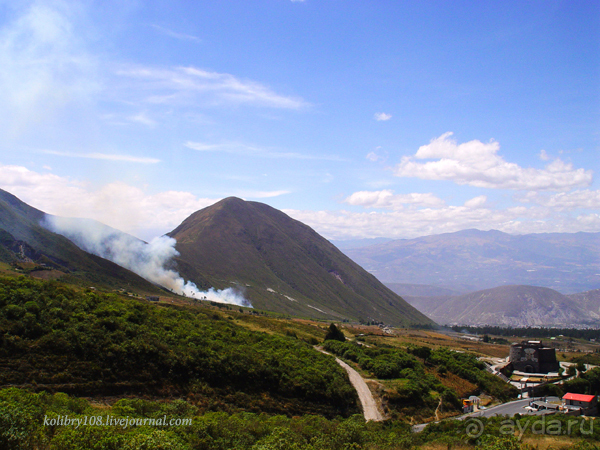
[168,199,432,326]
[216,196,247,207]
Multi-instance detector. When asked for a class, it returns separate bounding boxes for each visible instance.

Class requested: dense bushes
[323,340,517,418]
[0,388,414,450]
[428,348,518,401]
[562,367,600,395]
[0,276,357,417]
[1,388,597,450]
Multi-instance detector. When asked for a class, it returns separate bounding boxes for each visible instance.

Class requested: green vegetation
[562,367,600,396]
[324,323,346,342]
[168,197,433,327]
[0,276,357,417]
[1,274,598,449]
[2,387,598,450]
[323,340,517,419]
[573,353,600,367]
[452,325,600,341]
[0,189,166,294]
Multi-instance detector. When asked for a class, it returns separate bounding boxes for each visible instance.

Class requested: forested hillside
[0,276,357,418]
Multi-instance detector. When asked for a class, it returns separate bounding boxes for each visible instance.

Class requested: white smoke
[43,215,252,307]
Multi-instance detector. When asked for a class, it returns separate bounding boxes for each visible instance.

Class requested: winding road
[317,348,384,422]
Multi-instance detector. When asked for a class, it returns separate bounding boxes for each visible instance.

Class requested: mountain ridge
[0,188,165,293]
[399,284,600,327]
[168,197,433,327]
[345,229,600,294]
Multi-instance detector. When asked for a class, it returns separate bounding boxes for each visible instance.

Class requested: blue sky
[0,0,598,241]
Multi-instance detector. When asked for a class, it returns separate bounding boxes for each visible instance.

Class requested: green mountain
[0,188,163,293]
[168,197,432,327]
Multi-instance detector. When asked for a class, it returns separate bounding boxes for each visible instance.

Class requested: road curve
[317,348,384,422]
[412,398,541,432]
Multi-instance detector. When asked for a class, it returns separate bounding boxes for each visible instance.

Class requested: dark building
[509,340,559,373]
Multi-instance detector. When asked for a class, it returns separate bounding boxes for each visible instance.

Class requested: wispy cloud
[238,190,291,199]
[284,204,599,240]
[185,141,345,161]
[116,65,309,110]
[366,146,387,162]
[127,111,157,127]
[345,190,445,209]
[43,150,160,164]
[394,132,593,191]
[374,112,392,121]
[0,164,215,240]
[0,1,99,139]
[517,189,600,211]
[150,24,201,42]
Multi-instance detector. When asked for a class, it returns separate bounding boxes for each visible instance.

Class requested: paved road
[316,348,384,422]
[412,398,553,433]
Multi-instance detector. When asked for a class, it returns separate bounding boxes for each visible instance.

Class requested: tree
[324,323,346,342]
[577,361,587,374]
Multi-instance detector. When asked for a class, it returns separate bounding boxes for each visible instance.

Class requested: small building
[531,400,559,412]
[146,296,160,302]
[462,397,480,413]
[509,340,559,373]
[562,393,598,416]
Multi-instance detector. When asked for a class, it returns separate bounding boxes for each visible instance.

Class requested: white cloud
[0,1,99,138]
[43,150,160,164]
[576,213,600,227]
[345,190,445,209]
[2,163,599,244]
[128,111,157,127]
[394,132,593,191]
[366,146,387,162]
[116,65,308,110]
[238,190,291,199]
[518,189,600,210]
[464,195,487,208]
[184,141,345,161]
[374,112,392,121]
[0,164,217,240]
[150,24,201,42]
[366,152,380,162]
[539,149,550,161]
[284,204,600,240]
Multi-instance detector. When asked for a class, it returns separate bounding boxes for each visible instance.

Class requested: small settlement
[471,340,598,417]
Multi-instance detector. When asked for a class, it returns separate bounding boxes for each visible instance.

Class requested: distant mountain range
[6,186,599,328]
[167,197,432,327]
[387,284,600,327]
[342,229,600,294]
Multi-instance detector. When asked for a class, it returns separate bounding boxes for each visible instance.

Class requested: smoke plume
[43,215,252,307]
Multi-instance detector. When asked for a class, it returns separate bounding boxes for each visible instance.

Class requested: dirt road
[317,348,384,422]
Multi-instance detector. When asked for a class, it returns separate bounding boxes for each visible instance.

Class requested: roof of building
[532,401,559,410]
[563,393,596,403]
